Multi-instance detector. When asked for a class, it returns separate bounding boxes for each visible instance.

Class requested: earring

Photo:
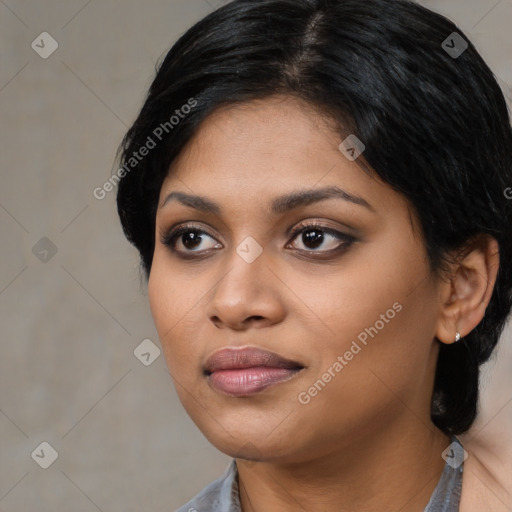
[454,331,461,342]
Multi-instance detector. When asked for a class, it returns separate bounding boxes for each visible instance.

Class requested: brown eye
[162,226,222,253]
[289,224,354,253]
[300,229,325,249]
[181,231,203,250]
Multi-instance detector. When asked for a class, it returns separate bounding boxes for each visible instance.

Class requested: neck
[236,421,450,512]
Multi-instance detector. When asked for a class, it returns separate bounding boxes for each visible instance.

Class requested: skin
[148,95,499,511]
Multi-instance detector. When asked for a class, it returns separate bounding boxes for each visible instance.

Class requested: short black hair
[116,0,512,436]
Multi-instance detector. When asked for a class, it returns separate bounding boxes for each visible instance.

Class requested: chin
[200,422,291,460]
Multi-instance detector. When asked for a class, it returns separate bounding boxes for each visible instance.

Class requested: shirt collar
[176,435,463,512]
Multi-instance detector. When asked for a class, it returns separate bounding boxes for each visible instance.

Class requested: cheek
[148,262,172,336]
[147,258,200,373]
[290,239,440,391]
[280,253,422,353]
[290,287,439,450]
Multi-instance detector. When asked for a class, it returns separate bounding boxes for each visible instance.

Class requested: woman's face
[149,95,444,463]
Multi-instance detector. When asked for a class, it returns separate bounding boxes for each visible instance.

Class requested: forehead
[160,95,405,216]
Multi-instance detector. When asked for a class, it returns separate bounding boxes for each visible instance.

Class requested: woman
[115,0,512,510]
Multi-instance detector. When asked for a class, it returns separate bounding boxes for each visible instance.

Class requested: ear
[435,236,500,345]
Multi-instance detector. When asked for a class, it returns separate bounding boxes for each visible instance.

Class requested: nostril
[210,316,223,328]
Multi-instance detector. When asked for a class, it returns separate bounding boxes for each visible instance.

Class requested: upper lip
[203,346,305,374]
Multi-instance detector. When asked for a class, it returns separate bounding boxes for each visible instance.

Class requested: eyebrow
[159,186,375,214]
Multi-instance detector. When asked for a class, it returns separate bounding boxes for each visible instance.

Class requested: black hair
[116,0,512,436]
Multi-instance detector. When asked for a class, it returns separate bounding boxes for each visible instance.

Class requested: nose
[206,249,286,330]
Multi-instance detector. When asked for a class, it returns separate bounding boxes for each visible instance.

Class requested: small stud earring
[454,332,461,342]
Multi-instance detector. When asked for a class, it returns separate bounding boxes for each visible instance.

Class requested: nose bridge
[207,241,283,327]
[213,243,267,307]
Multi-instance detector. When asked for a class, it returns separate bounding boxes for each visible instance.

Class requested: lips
[204,347,305,397]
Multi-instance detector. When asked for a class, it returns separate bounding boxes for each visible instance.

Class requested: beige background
[1,1,511,510]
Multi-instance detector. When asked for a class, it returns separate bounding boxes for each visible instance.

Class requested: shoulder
[459,434,512,512]
[174,460,240,512]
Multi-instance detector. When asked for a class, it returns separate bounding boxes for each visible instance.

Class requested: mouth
[203,346,305,397]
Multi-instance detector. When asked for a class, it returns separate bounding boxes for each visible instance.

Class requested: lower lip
[207,366,302,396]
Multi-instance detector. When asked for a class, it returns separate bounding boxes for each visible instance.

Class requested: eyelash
[160,221,356,259]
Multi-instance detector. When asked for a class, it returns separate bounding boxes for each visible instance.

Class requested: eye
[287,222,355,254]
[161,224,222,254]
[161,221,355,259]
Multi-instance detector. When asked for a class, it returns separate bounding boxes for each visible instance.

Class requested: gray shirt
[176,437,464,512]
